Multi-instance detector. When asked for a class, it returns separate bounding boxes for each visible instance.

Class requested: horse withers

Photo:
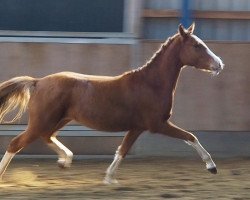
[0,24,224,184]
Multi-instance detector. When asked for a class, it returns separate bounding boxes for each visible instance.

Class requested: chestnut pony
[0,24,223,184]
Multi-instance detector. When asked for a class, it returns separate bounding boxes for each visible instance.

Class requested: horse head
[178,23,224,75]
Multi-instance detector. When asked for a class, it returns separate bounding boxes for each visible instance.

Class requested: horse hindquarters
[0,118,73,178]
[0,77,38,179]
[0,75,75,178]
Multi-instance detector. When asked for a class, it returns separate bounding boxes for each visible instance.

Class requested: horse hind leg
[44,136,73,168]
[0,152,15,180]
[40,118,73,169]
[0,129,38,179]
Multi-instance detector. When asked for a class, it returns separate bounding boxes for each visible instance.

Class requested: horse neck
[142,38,183,95]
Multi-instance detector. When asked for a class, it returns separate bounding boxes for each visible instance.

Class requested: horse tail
[0,76,37,123]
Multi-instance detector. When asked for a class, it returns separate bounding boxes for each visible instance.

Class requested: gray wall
[0,0,249,158]
[0,43,132,78]
[0,40,249,157]
[0,41,249,131]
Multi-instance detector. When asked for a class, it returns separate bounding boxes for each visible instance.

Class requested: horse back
[29,72,137,131]
[29,71,167,132]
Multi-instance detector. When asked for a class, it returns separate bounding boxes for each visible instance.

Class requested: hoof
[103,176,119,185]
[207,167,217,174]
[57,159,71,169]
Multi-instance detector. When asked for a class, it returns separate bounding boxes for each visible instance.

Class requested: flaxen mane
[128,34,178,75]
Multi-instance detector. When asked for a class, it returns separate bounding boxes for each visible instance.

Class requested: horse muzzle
[210,61,224,76]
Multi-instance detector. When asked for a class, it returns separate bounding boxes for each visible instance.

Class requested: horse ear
[178,24,188,38]
[187,22,195,34]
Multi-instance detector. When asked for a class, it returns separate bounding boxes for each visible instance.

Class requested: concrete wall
[0,125,249,158]
[0,41,249,130]
[0,41,249,157]
[0,42,132,123]
[0,43,132,78]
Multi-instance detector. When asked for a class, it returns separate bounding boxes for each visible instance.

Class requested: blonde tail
[0,76,37,123]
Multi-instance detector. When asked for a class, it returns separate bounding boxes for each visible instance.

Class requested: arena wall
[0,41,249,157]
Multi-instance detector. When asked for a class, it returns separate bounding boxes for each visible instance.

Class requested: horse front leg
[104,129,143,184]
[157,121,217,174]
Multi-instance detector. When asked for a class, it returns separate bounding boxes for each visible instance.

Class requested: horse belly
[75,111,133,132]
[71,78,138,132]
[72,97,135,132]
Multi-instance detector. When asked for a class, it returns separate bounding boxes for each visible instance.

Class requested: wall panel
[0,41,249,131]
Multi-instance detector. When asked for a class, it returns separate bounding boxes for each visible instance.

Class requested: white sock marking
[186,139,216,170]
[48,137,73,167]
[104,146,123,184]
[0,151,15,179]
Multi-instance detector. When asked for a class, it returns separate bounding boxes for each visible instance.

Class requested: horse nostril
[219,63,224,71]
[210,63,223,76]
[218,65,224,72]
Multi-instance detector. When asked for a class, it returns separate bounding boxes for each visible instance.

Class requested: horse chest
[148,96,173,123]
[156,102,173,121]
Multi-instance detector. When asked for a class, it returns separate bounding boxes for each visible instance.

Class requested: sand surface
[0,157,250,199]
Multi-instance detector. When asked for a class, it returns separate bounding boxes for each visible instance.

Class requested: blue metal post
[181,0,192,28]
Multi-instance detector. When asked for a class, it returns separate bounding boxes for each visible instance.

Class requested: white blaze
[192,35,224,73]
